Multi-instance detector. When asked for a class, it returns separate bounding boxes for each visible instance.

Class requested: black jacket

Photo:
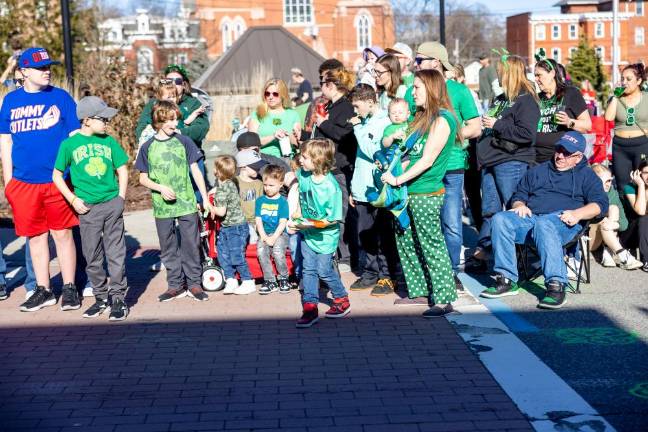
[312,96,358,176]
[477,92,540,168]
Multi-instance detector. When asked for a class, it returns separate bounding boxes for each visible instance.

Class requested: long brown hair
[376,54,402,98]
[256,78,291,120]
[497,55,538,102]
[409,69,460,143]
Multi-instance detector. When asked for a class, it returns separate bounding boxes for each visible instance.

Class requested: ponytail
[322,69,355,94]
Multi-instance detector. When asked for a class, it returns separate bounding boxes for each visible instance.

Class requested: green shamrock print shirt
[55,132,129,204]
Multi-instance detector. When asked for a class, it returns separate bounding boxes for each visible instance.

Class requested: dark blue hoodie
[511,157,608,217]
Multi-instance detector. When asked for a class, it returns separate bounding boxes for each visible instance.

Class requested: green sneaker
[480,275,519,298]
[538,281,566,309]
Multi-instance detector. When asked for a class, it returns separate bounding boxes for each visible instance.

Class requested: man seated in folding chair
[480,132,608,309]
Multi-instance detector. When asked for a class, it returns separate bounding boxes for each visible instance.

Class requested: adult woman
[621,160,648,272]
[248,78,301,158]
[373,54,407,110]
[466,55,540,272]
[534,57,591,163]
[380,69,458,317]
[604,63,648,191]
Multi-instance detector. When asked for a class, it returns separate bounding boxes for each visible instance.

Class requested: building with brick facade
[507,0,648,77]
[185,0,395,69]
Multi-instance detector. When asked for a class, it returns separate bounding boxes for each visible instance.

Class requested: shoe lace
[27,287,47,305]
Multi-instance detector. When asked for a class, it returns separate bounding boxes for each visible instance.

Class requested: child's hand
[265,235,276,247]
[274,129,288,139]
[158,185,176,201]
[71,197,90,215]
[392,129,406,141]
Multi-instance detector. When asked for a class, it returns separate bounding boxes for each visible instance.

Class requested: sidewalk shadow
[123,234,159,309]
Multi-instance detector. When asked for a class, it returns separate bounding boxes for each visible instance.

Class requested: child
[52,96,130,321]
[382,98,410,149]
[211,155,256,295]
[288,139,349,328]
[235,147,267,244]
[348,84,399,296]
[255,165,291,294]
[135,100,213,302]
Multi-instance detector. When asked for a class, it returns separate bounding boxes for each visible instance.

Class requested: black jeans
[355,202,399,280]
[612,135,648,190]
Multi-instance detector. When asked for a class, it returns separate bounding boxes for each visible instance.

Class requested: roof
[553,0,603,5]
[195,26,326,93]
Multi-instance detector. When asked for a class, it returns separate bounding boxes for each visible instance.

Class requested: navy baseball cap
[555,131,586,154]
[19,47,60,69]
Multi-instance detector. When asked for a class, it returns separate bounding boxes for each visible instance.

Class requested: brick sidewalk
[0,248,533,432]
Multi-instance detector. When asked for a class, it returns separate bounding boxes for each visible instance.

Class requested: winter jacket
[350,109,391,202]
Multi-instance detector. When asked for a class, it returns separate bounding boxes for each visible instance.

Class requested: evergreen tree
[567,35,607,92]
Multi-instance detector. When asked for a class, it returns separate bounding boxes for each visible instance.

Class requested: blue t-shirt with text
[0,86,79,184]
[255,195,289,235]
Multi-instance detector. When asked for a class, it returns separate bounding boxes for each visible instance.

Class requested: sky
[465,0,560,16]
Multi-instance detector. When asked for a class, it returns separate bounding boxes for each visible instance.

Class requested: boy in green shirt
[53,96,130,321]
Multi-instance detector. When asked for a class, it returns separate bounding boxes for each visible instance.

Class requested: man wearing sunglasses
[481,132,608,309]
[0,47,81,312]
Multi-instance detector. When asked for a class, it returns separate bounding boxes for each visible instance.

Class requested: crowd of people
[0,41,646,327]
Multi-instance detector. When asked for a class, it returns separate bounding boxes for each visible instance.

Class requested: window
[552,24,561,40]
[356,14,371,51]
[569,24,578,40]
[233,17,246,40]
[569,47,577,60]
[552,47,561,63]
[222,21,233,51]
[284,0,313,25]
[638,1,644,16]
[595,46,605,60]
[595,22,604,38]
[636,27,645,45]
[535,24,546,40]
[137,47,154,75]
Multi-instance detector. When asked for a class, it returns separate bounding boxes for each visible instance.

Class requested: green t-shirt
[608,186,629,232]
[54,133,129,204]
[296,169,342,254]
[402,73,415,88]
[213,179,246,227]
[135,134,202,219]
[405,110,457,194]
[252,108,301,157]
[382,122,409,147]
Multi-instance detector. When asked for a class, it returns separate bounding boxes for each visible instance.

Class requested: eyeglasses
[13,78,23,86]
[264,91,280,98]
[626,107,636,126]
[89,116,110,123]
[556,147,581,158]
[319,81,328,87]
[373,69,390,77]
[414,56,435,65]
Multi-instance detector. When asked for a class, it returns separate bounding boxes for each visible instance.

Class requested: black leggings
[620,215,648,262]
[612,135,648,190]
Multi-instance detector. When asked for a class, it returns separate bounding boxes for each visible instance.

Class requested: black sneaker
[158,288,187,302]
[422,304,458,318]
[643,262,648,273]
[82,299,109,318]
[350,277,377,291]
[0,284,7,300]
[259,281,278,295]
[454,274,465,293]
[480,275,519,298]
[464,257,487,273]
[538,281,567,309]
[109,298,129,321]
[187,286,209,301]
[277,278,291,294]
[20,286,56,312]
[60,283,81,311]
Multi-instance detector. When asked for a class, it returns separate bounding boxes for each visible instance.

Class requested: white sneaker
[614,249,643,270]
[566,257,582,281]
[82,281,94,297]
[223,278,238,295]
[150,261,165,272]
[234,279,256,295]
[601,247,616,267]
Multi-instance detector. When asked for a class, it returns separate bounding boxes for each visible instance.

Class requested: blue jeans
[217,223,252,280]
[441,173,464,273]
[492,211,582,284]
[0,238,36,291]
[301,241,347,304]
[478,161,528,249]
[289,232,303,279]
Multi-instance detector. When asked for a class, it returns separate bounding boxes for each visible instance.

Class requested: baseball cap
[236,131,262,150]
[416,41,453,71]
[235,149,268,172]
[76,96,118,120]
[18,47,60,69]
[385,42,413,60]
[555,131,586,154]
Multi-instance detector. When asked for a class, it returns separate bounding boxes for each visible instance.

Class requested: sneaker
[454,274,465,293]
[325,296,351,318]
[19,286,56,312]
[259,280,278,295]
[187,286,209,301]
[566,257,584,282]
[25,290,35,301]
[223,278,238,295]
[600,247,616,267]
[296,303,319,328]
[464,256,487,273]
[643,262,648,273]
[371,278,395,297]
[337,259,352,273]
[82,299,109,318]
[158,287,187,302]
[82,280,94,297]
[350,277,377,291]
[234,279,256,295]
[393,296,429,306]
[480,275,519,298]
[60,283,81,311]
[109,298,129,321]
[614,249,643,270]
[277,278,291,294]
[0,284,7,301]
[422,304,458,318]
[150,260,165,271]
[538,281,567,310]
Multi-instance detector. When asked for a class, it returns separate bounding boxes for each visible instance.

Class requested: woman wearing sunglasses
[373,54,407,110]
[248,78,301,158]
[604,63,648,192]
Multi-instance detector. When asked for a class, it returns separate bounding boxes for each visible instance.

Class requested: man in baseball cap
[236,148,269,173]
[385,42,414,87]
[236,131,289,171]
[18,47,61,69]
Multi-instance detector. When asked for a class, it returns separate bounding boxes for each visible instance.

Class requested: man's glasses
[89,116,110,123]
[264,91,280,98]
[556,147,581,158]
[13,78,23,86]
[414,56,435,65]
[627,107,636,126]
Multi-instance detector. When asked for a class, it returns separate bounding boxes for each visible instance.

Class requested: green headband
[491,48,510,68]
[163,63,189,81]
[534,48,554,71]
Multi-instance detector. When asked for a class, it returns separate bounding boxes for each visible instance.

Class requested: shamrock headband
[534,48,554,71]
[491,48,510,69]
[163,63,189,82]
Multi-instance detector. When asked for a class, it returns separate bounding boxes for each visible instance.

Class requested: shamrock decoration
[491,48,510,69]
[534,48,547,62]
[272,118,282,126]
[85,157,107,178]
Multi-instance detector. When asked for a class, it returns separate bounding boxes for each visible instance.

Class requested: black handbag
[491,136,519,153]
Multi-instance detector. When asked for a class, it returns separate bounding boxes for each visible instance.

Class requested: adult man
[478,54,499,112]
[0,47,80,312]
[385,42,414,87]
[403,41,481,296]
[480,132,608,309]
[290,67,313,106]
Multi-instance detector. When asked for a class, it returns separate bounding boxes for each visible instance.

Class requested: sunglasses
[161,77,184,85]
[264,91,280,98]
[89,116,110,123]
[556,147,581,158]
[627,107,636,126]
[414,56,435,65]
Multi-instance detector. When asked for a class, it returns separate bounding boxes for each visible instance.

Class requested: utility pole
[439,0,446,46]
[612,0,620,83]
[60,0,74,86]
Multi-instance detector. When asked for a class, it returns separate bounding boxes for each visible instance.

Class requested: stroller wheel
[202,266,225,291]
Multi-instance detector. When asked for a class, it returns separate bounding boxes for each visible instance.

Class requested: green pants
[395,194,457,304]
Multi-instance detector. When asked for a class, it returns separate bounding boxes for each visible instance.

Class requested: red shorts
[4,179,78,237]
